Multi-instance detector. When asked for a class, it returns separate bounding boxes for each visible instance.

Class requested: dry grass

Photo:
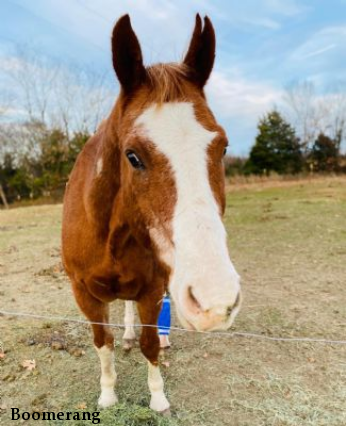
[1,177,346,426]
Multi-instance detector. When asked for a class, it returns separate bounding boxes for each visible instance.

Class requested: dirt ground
[0,177,345,426]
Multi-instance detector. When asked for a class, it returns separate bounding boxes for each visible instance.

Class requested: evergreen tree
[309,133,339,172]
[246,111,303,175]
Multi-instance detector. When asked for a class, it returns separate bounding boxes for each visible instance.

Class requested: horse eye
[126,150,144,169]
[223,147,228,156]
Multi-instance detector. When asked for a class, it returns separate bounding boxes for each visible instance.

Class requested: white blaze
[136,102,240,330]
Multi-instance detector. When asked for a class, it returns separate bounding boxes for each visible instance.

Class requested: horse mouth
[175,302,240,333]
[175,308,195,331]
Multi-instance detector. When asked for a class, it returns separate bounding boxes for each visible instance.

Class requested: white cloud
[241,16,281,30]
[289,26,346,63]
[0,106,26,119]
[211,0,306,30]
[281,25,346,89]
[304,44,336,59]
[0,57,23,72]
[206,69,282,120]
[205,70,284,153]
[262,0,307,16]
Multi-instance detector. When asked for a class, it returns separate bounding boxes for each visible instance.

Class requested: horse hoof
[159,335,171,349]
[98,392,118,409]
[160,408,171,417]
[123,339,135,352]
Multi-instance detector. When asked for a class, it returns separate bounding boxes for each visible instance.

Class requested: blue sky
[1,0,346,155]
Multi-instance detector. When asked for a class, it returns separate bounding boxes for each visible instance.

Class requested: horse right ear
[111,15,146,93]
[183,14,216,88]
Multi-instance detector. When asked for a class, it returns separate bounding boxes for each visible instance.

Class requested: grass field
[1,177,346,426]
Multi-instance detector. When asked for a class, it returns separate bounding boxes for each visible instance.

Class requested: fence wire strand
[1,309,346,345]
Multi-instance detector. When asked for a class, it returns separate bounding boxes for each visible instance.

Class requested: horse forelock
[145,63,191,104]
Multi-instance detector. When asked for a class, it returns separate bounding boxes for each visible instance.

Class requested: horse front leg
[96,340,118,409]
[137,294,170,415]
[71,281,117,408]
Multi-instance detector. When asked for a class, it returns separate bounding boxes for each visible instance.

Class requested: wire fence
[1,309,346,346]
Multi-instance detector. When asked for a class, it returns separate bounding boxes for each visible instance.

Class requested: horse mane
[146,63,191,104]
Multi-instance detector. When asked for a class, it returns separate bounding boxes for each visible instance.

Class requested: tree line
[225,109,345,177]
[0,126,89,204]
[0,49,113,205]
[226,81,346,176]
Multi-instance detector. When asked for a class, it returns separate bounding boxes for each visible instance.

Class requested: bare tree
[0,46,115,162]
[0,48,58,167]
[53,67,114,137]
[324,86,346,150]
[283,80,346,152]
[0,47,116,204]
[4,47,58,124]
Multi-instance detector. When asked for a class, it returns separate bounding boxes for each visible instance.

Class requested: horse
[61,14,242,414]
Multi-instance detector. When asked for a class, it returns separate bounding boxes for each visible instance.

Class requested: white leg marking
[123,301,136,341]
[95,345,118,408]
[148,362,170,412]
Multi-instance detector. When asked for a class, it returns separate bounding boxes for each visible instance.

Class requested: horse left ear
[183,14,216,88]
[111,15,146,93]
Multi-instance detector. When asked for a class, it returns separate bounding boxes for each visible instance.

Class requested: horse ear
[111,15,146,93]
[183,14,216,88]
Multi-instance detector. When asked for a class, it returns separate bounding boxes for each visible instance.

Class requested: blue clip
[158,294,171,335]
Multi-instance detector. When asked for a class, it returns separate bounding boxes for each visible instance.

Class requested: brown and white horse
[62,14,241,414]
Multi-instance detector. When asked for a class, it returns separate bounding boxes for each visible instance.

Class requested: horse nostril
[226,292,241,317]
[187,286,202,314]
